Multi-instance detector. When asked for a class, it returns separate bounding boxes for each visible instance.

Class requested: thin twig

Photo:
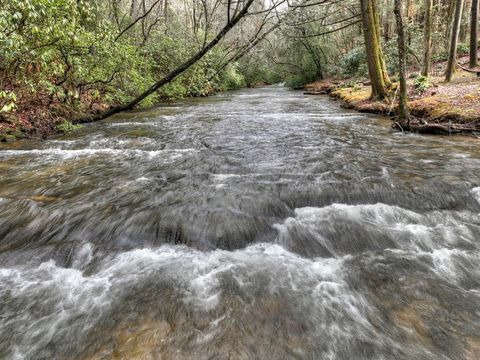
[394,121,404,133]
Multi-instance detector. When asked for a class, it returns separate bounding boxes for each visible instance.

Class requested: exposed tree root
[392,116,480,135]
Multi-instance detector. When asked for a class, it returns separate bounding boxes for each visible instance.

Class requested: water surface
[1,87,480,359]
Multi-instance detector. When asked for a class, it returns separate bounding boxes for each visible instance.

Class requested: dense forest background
[0,0,479,137]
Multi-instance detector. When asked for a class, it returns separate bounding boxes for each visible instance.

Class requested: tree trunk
[360,0,391,100]
[164,0,169,35]
[422,0,433,76]
[394,0,410,122]
[75,0,254,123]
[470,0,479,67]
[445,0,456,47]
[446,0,465,82]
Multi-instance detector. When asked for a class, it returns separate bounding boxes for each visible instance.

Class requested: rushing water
[1,86,480,360]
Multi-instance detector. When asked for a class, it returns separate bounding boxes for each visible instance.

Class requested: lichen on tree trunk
[360,0,392,100]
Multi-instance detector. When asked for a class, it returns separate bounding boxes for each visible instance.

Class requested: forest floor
[305,59,480,136]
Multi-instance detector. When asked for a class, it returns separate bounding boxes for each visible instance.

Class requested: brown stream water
[1,86,480,359]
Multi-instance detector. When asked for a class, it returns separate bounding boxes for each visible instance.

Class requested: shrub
[414,75,430,94]
[457,43,470,56]
[219,64,246,90]
[0,91,17,113]
[341,47,368,78]
[55,120,83,134]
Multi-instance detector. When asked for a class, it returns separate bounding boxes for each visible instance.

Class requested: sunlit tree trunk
[360,0,391,100]
[422,0,433,76]
[394,0,410,122]
[470,0,479,67]
[446,0,465,81]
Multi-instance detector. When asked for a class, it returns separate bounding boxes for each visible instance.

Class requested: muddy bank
[305,78,480,135]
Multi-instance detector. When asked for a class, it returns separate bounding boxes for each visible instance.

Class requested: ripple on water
[274,203,480,258]
[0,244,382,359]
[1,87,480,359]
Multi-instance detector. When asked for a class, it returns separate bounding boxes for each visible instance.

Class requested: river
[1,86,480,359]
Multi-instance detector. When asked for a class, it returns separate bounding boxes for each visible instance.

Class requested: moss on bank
[306,76,480,135]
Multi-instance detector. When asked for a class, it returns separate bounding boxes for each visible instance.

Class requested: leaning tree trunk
[360,0,391,100]
[75,0,254,123]
[470,0,479,67]
[446,0,465,82]
[422,0,434,76]
[394,0,410,122]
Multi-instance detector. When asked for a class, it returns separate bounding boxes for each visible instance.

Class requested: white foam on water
[71,243,94,270]
[47,139,83,148]
[0,148,197,160]
[212,174,242,181]
[0,260,112,359]
[0,148,122,158]
[11,347,25,360]
[386,247,480,284]
[381,166,391,181]
[321,115,368,121]
[86,137,156,148]
[278,203,479,253]
[430,248,463,281]
[135,176,150,182]
[472,187,480,204]
[108,122,154,127]
[0,243,377,358]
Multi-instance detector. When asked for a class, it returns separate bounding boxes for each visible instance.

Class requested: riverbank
[0,90,215,143]
[0,83,272,142]
[305,73,480,136]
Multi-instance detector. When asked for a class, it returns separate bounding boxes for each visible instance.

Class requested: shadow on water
[1,86,480,359]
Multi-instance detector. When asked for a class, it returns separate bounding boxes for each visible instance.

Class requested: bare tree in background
[446,0,464,82]
[422,0,433,77]
[470,0,479,68]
